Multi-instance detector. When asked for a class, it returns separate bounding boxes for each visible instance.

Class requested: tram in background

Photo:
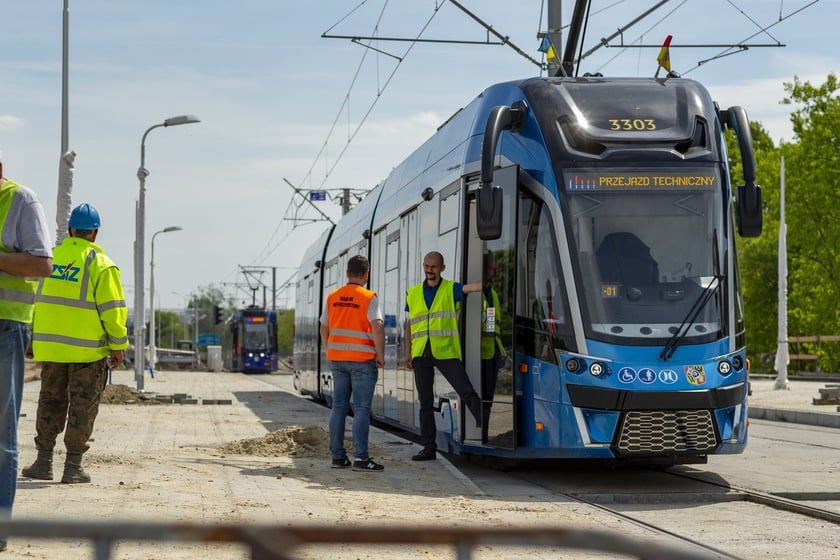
[293,72,762,464]
[229,307,278,373]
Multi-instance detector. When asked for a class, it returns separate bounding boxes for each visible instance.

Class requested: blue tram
[230,307,278,373]
[293,74,761,464]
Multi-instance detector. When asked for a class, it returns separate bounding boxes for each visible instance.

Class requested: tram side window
[324,260,338,291]
[516,194,569,362]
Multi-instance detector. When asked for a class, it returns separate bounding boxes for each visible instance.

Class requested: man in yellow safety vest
[22,202,129,485]
[0,149,53,551]
[405,251,482,461]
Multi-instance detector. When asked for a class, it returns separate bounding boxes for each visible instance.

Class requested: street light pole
[149,225,183,376]
[134,114,200,391]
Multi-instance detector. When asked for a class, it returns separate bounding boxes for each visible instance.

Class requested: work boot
[61,453,91,484]
[21,449,54,480]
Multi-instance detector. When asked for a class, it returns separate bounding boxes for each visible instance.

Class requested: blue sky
[0,0,835,311]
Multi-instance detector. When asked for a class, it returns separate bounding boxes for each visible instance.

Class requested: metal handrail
[0,520,722,560]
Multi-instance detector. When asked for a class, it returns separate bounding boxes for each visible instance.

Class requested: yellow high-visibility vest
[0,180,39,324]
[32,236,129,363]
[406,279,462,360]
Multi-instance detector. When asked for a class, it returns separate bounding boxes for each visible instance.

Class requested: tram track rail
[563,491,745,560]
[258,372,838,558]
[664,469,840,526]
[490,467,748,560]
[473,462,840,560]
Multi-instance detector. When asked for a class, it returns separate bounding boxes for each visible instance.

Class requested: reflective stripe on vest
[0,181,38,323]
[325,283,377,362]
[406,278,462,360]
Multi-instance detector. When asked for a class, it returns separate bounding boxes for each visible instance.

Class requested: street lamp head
[164,115,201,127]
[163,226,183,233]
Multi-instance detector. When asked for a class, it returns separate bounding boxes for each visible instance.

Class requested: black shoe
[352,457,384,472]
[411,448,436,461]
[331,457,351,469]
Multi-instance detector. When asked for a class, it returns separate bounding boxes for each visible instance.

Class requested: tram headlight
[732,355,744,371]
[718,360,732,376]
[565,358,582,373]
[589,362,605,377]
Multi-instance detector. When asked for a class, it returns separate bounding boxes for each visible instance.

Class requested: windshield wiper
[659,229,723,361]
[659,276,721,361]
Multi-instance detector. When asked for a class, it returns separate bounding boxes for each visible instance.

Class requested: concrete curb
[748,406,840,429]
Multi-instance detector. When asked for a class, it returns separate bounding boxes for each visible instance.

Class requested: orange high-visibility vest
[325,283,376,362]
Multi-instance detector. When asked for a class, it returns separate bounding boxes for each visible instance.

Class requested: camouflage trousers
[33,359,109,455]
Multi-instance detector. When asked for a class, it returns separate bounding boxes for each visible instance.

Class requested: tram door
[465,166,517,447]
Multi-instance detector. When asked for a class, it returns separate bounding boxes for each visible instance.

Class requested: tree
[276,309,295,359]
[779,74,840,371]
[729,121,781,370]
[155,310,186,348]
[737,74,840,372]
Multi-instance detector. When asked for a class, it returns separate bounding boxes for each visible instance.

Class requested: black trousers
[412,356,481,450]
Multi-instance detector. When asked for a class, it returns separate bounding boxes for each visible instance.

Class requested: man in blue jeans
[0,149,53,551]
[319,255,385,472]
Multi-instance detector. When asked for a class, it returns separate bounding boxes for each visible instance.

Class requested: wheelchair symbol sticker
[618,367,636,383]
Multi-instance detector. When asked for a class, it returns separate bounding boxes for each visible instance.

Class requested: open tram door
[465,164,518,449]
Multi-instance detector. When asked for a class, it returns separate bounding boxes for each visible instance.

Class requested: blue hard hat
[69,203,101,230]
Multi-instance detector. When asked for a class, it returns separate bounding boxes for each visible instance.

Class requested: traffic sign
[197,334,219,346]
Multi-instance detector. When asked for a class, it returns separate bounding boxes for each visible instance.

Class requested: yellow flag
[657,35,673,72]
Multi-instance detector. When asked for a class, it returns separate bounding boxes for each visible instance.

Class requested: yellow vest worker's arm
[95,265,129,350]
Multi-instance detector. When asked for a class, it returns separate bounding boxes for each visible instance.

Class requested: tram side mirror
[722,106,763,238]
[477,185,503,240]
[478,102,527,241]
[736,183,763,237]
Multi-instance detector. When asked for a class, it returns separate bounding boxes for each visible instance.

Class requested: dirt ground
[17,368,605,560]
[24,362,333,459]
[13,366,838,559]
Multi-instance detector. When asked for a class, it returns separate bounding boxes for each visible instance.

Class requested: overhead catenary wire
[255,0,820,294]
[279,0,547,241]
[262,0,445,271]
[591,0,688,74]
[252,2,400,266]
[298,1,443,193]
[726,0,782,44]
[583,0,814,76]
[686,0,821,72]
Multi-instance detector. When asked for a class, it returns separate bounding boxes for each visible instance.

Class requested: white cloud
[0,115,25,132]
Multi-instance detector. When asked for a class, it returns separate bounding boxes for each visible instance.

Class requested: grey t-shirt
[1,179,53,265]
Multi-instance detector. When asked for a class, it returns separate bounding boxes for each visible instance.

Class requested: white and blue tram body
[293,75,762,464]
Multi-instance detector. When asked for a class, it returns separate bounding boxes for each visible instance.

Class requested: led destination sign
[567,171,717,191]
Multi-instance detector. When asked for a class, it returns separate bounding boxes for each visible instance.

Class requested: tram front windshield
[243,322,269,350]
[565,168,724,342]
